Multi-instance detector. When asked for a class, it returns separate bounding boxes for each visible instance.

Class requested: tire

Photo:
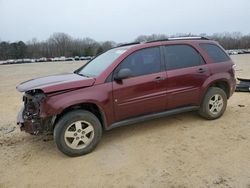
[199,87,227,120]
[53,110,102,157]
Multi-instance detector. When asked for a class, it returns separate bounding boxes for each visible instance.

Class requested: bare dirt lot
[0,55,250,188]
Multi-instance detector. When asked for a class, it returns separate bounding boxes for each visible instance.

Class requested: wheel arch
[202,79,230,103]
[207,80,230,98]
[53,102,107,130]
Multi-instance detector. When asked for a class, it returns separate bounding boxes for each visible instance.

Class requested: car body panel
[112,71,167,121]
[16,73,95,93]
[165,64,211,109]
[16,39,236,134]
[201,60,236,99]
[40,82,114,126]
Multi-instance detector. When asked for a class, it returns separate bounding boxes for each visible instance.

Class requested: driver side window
[115,47,161,78]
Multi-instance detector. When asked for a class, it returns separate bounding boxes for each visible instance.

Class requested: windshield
[77,48,128,77]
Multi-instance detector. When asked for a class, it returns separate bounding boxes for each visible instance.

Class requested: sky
[0,0,250,43]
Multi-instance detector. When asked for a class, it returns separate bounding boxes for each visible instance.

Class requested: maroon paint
[17,40,236,132]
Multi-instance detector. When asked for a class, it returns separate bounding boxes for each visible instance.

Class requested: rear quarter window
[200,43,230,63]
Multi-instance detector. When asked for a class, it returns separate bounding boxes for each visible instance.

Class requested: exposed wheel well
[54,103,105,130]
[209,81,230,98]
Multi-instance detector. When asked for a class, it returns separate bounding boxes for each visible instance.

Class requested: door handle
[154,76,165,82]
[197,68,207,73]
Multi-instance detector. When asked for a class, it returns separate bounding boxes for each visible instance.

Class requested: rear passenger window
[164,45,205,70]
[200,43,230,63]
[116,47,161,77]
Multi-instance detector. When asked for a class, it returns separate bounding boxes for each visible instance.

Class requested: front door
[112,47,167,121]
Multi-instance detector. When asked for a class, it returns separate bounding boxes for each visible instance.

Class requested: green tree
[96,46,104,55]
[84,47,94,56]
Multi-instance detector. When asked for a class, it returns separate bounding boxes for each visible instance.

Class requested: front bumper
[17,106,54,134]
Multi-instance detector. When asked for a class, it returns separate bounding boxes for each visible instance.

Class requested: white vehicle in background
[59,56,66,61]
[6,59,15,64]
[79,56,86,60]
[31,59,36,63]
[0,60,6,65]
[227,50,238,55]
[65,57,75,61]
[231,51,238,55]
[36,57,47,62]
[23,59,32,63]
[74,56,80,61]
[80,56,93,61]
[52,57,60,61]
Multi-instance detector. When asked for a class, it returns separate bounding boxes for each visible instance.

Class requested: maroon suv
[17,37,236,156]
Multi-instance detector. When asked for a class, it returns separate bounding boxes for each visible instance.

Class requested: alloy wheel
[208,94,224,115]
[64,121,95,150]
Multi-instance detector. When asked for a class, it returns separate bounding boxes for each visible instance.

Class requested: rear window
[200,43,230,63]
[164,45,205,70]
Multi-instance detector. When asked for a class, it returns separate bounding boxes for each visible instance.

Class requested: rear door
[164,44,210,109]
[112,47,167,121]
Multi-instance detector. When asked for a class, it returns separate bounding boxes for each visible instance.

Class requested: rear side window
[164,45,205,70]
[200,43,230,63]
[116,47,161,77]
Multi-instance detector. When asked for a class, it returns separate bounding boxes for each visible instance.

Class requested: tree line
[0,32,250,60]
[0,33,115,61]
[134,32,250,50]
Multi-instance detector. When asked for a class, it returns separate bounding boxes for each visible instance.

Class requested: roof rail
[116,37,210,48]
[146,36,209,43]
[168,36,209,40]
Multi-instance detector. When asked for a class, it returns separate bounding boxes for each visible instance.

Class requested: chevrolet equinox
[17,37,236,156]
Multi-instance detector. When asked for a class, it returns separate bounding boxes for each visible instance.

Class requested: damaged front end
[17,90,55,134]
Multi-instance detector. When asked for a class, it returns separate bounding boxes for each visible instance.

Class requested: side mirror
[114,68,132,81]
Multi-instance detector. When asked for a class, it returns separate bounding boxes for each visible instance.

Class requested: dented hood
[16,73,95,93]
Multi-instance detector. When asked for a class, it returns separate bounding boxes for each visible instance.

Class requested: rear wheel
[54,110,102,157]
[199,87,227,120]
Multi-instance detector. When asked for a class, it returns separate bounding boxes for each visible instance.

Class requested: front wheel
[54,110,102,157]
[199,87,227,120]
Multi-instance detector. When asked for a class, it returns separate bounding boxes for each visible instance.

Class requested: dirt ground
[0,55,250,188]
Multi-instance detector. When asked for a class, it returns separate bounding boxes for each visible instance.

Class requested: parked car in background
[65,57,75,61]
[79,56,86,60]
[59,56,66,61]
[36,57,47,62]
[46,58,53,62]
[80,56,93,61]
[74,56,80,61]
[227,49,250,55]
[0,60,6,65]
[6,59,15,64]
[16,37,236,157]
[52,57,60,61]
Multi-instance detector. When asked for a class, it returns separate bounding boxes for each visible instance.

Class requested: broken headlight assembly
[23,90,46,121]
